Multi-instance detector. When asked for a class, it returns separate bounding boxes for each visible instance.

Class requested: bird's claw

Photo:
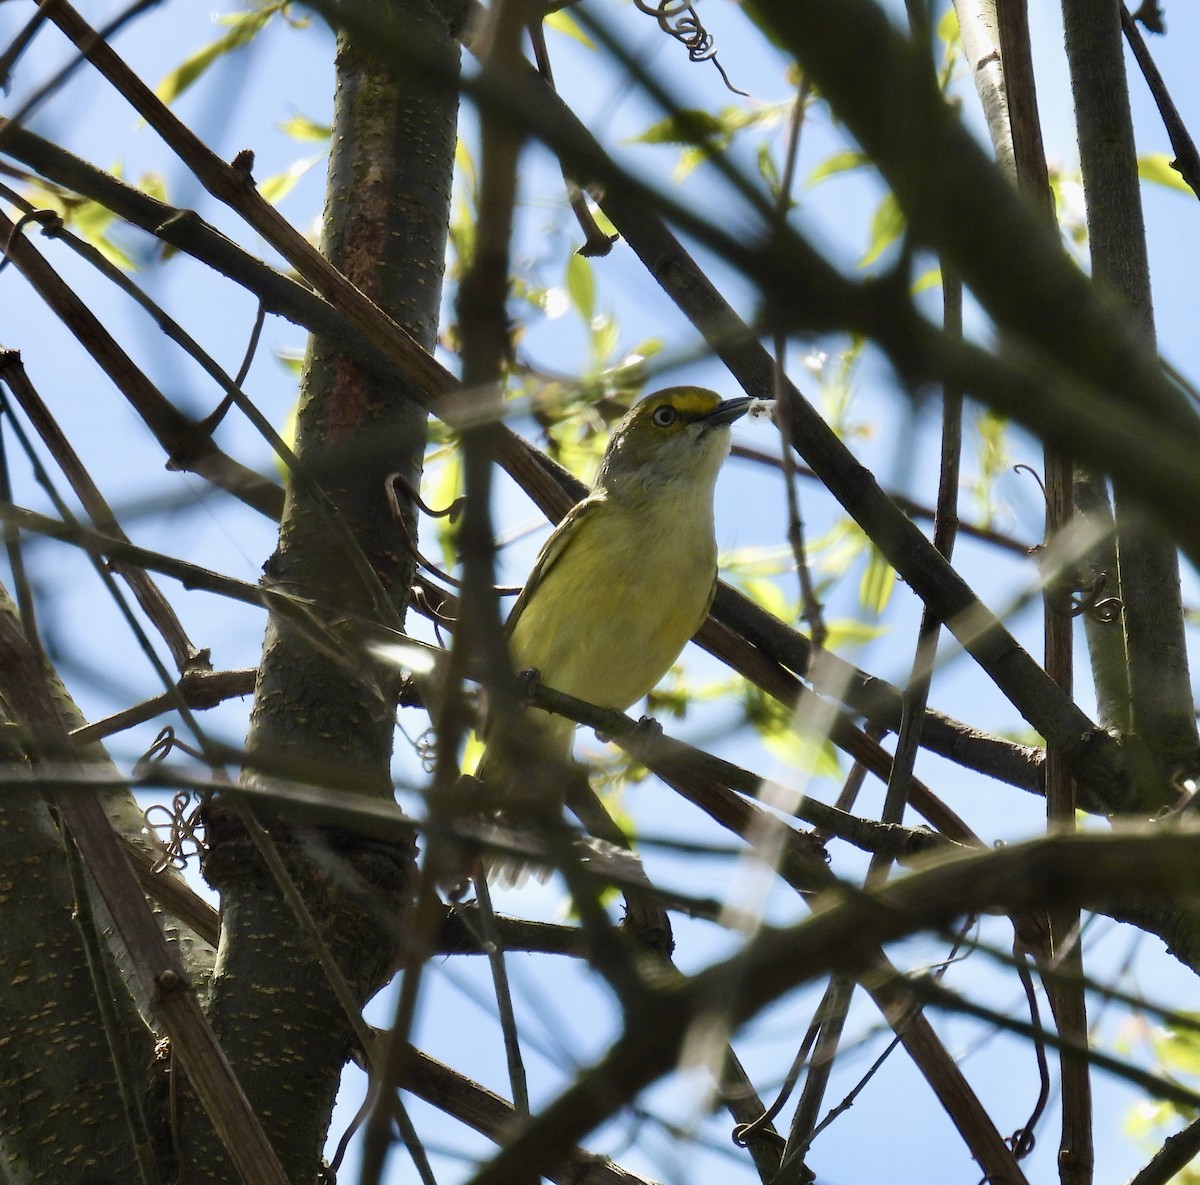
[517,667,542,703]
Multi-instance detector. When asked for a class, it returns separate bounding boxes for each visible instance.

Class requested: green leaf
[454,137,478,202]
[275,350,304,376]
[274,400,297,480]
[971,409,1011,525]
[589,203,617,239]
[807,517,867,578]
[72,198,115,240]
[544,9,595,49]
[155,6,277,106]
[912,266,942,294]
[631,108,727,146]
[859,546,895,615]
[807,149,869,187]
[603,337,661,391]
[257,158,316,205]
[590,313,620,365]
[735,574,792,621]
[976,408,1010,478]
[448,207,474,276]
[279,114,331,142]
[1124,1097,1174,1140]
[566,253,595,324]
[860,191,905,267]
[136,172,168,203]
[424,448,463,571]
[629,337,663,360]
[461,731,485,778]
[93,236,138,272]
[674,146,709,182]
[757,143,781,197]
[746,681,842,779]
[821,618,886,650]
[1153,1016,1200,1075]
[937,7,960,45]
[1138,153,1192,194]
[633,103,791,182]
[764,727,842,781]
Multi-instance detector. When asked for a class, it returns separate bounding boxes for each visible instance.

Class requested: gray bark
[181,1,463,1179]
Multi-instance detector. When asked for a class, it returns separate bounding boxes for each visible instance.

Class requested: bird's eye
[652,405,677,428]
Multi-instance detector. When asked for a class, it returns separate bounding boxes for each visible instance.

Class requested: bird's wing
[505,493,603,635]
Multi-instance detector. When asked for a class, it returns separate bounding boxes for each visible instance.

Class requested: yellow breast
[508,494,717,712]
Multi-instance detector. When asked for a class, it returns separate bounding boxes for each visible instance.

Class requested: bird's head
[594,387,754,501]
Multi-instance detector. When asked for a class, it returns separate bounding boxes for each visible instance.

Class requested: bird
[474,385,755,883]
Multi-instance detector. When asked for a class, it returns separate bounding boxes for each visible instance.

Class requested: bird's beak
[700,396,756,427]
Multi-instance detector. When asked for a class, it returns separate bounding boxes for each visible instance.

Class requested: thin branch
[0,207,281,517]
[775,972,855,1182]
[731,443,1035,556]
[998,0,1092,1176]
[0,346,209,672]
[526,19,615,257]
[1126,1113,1200,1185]
[469,875,530,1115]
[1120,4,1200,199]
[71,668,258,746]
[400,1046,664,1185]
[866,265,963,889]
[769,82,825,648]
[527,681,971,856]
[0,0,160,133]
[0,395,40,649]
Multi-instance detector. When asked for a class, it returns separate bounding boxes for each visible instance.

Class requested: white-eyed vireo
[476,386,753,879]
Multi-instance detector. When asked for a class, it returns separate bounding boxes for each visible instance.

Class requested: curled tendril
[415,727,438,774]
[631,0,747,95]
[1030,544,1123,624]
[0,207,61,273]
[1009,1125,1037,1159]
[1067,572,1121,623]
[1012,461,1047,500]
[388,470,465,523]
[386,471,520,601]
[1016,465,1122,625]
[136,728,211,871]
[144,791,207,873]
[410,584,456,648]
[135,725,206,768]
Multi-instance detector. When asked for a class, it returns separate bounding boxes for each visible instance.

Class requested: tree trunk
[181,2,463,1179]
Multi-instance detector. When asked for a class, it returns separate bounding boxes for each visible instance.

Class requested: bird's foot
[632,714,663,740]
[517,666,542,703]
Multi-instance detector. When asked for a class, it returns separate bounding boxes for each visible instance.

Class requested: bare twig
[526,19,615,257]
[0,346,209,672]
[1120,4,1200,199]
[768,82,825,648]
[0,207,281,516]
[999,0,1093,1174]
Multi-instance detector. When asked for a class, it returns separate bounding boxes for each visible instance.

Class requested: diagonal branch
[0,208,281,516]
